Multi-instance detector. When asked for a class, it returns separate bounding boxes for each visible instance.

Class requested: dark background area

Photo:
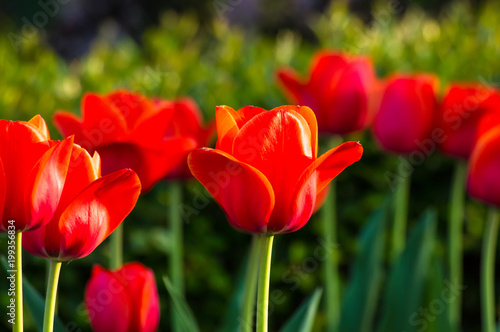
[0,0,484,60]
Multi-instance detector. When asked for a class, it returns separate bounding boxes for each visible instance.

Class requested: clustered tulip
[23,142,141,260]
[85,262,160,332]
[437,84,500,159]
[277,51,378,135]
[53,90,204,192]
[188,105,363,234]
[372,74,439,154]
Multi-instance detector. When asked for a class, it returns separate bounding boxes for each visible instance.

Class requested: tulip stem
[109,225,123,270]
[448,161,467,331]
[391,173,410,262]
[256,234,274,332]
[169,181,184,332]
[322,181,340,332]
[43,260,62,332]
[241,235,261,332]
[13,231,23,332]
[481,208,499,332]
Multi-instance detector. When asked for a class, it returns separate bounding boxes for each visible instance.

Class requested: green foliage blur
[0,1,499,331]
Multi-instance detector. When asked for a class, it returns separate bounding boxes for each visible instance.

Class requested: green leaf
[339,201,389,332]
[163,275,200,332]
[1,257,65,332]
[375,209,437,332]
[422,256,451,332]
[279,288,323,332]
[218,251,248,332]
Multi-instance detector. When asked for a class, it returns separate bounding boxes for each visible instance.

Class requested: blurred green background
[0,0,499,331]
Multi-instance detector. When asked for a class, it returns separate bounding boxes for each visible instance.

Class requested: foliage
[0,1,498,330]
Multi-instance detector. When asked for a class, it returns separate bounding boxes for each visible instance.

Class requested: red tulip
[372,74,439,154]
[85,262,160,332]
[53,90,198,192]
[276,51,378,135]
[467,126,500,207]
[22,143,141,260]
[156,97,214,179]
[188,105,363,234]
[436,84,500,159]
[0,115,73,232]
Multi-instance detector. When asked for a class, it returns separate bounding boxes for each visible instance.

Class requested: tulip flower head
[277,51,378,135]
[188,105,363,234]
[467,125,500,207]
[156,97,214,179]
[437,84,500,159]
[0,115,73,232]
[373,74,439,154]
[23,143,141,261]
[85,263,160,332]
[53,90,199,192]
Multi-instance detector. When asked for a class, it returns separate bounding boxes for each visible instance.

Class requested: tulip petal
[468,127,500,207]
[129,106,174,145]
[281,141,363,233]
[85,265,132,332]
[28,115,50,140]
[53,111,84,139]
[121,263,160,332]
[0,159,5,226]
[216,105,266,154]
[232,109,313,232]
[105,91,155,131]
[97,137,197,193]
[276,68,304,104]
[188,148,275,233]
[23,169,141,260]
[279,105,318,158]
[0,119,49,228]
[55,169,140,259]
[82,93,129,144]
[27,136,73,231]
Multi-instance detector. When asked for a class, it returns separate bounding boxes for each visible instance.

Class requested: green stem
[169,181,184,332]
[241,235,261,332]
[391,174,410,262]
[256,235,274,332]
[448,161,467,331]
[323,182,340,332]
[109,224,123,270]
[43,261,62,332]
[481,208,499,332]
[14,231,23,332]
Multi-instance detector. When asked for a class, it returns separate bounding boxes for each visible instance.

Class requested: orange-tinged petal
[27,136,73,231]
[280,105,318,158]
[53,111,84,139]
[215,105,240,153]
[216,105,267,153]
[28,115,50,140]
[188,148,275,233]
[105,91,155,131]
[129,106,174,145]
[232,109,314,232]
[82,93,128,144]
